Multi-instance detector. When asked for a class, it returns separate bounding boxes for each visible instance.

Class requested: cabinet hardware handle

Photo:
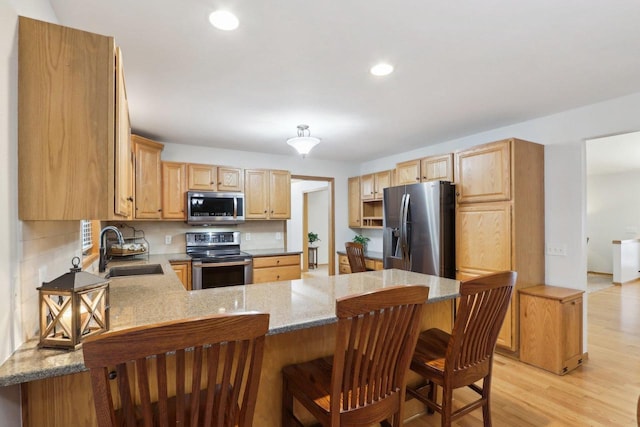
[127,196,133,202]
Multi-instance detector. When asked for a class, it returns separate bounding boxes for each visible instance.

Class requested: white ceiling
[49,0,640,162]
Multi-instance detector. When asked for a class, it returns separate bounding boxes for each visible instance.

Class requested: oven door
[192,258,253,289]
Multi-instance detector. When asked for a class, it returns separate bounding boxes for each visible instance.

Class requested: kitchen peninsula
[0,256,459,426]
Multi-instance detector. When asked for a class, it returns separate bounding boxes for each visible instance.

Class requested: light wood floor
[404,281,640,426]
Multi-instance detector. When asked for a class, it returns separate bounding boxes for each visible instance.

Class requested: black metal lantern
[37,257,110,350]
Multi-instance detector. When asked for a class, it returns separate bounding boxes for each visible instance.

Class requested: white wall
[308,189,329,264]
[587,170,640,274]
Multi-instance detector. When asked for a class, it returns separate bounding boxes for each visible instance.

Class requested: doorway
[287,175,335,276]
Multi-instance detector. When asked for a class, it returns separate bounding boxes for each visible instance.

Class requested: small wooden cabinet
[133,135,164,219]
[187,163,216,190]
[245,169,291,219]
[161,162,186,219]
[337,254,383,274]
[217,166,244,192]
[170,261,192,290]
[361,170,391,201]
[395,154,453,186]
[519,285,584,375]
[395,159,421,185]
[253,254,301,283]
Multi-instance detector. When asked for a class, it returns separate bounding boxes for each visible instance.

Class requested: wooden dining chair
[83,312,269,427]
[345,242,368,273]
[282,284,430,426]
[406,271,516,427]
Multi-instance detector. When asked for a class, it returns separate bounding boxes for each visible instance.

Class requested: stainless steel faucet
[99,226,125,273]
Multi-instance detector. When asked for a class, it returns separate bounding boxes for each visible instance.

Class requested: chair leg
[441,385,453,427]
[427,381,436,415]
[482,377,492,427]
[282,377,294,427]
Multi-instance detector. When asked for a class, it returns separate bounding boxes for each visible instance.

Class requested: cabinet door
[396,160,421,185]
[134,136,163,219]
[245,169,269,219]
[455,139,511,203]
[217,167,243,192]
[456,202,512,273]
[162,162,186,219]
[421,154,453,182]
[360,174,375,201]
[188,164,216,191]
[374,170,392,200]
[269,170,291,219]
[348,176,361,228]
[562,297,583,362]
[114,47,133,218]
[170,261,191,290]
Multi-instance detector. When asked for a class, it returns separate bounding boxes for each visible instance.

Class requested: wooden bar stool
[406,271,516,426]
[282,284,430,426]
[345,242,367,273]
[83,312,269,427]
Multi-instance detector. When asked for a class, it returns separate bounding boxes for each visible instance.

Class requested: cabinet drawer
[253,265,301,283]
[339,264,352,274]
[253,254,300,268]
[365,259,377,270]
[338,255,350,266]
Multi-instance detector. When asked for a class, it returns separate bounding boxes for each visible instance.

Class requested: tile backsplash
[108,221,286,254]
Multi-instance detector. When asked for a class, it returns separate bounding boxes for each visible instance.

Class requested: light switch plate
[165,235,172,245]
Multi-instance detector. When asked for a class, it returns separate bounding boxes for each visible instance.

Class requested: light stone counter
[0,264,459,387]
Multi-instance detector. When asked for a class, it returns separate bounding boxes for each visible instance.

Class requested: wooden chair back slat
[345,242,368,273]
[83,312,269,427]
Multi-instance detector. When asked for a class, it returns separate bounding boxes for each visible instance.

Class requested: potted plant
[352,234,370,251]
[308,232,321,247]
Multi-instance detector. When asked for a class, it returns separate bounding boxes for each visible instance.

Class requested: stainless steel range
[186,231,253,289]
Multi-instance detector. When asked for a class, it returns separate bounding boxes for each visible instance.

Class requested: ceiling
[49,0,640,162]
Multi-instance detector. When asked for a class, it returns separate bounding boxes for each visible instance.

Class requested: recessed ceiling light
[209,10,239,31]
[370,63,394,76]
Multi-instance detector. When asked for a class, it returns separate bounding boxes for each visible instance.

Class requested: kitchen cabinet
[253,254,301,283]
[455,138,544,352]
[217,166,244,192]
[395,154,453,186]
[348,176,361,228]
[245,169,291,219]
[396,159,421,185]
[337,254,383,274]
[18,17,132,220]
[133,135,164,219]
[361,170,391,201]
[161,162,186,219]
[187,163,216,191]
[170,261,192,290]
[421,154,453,182]
[520,285,584,375]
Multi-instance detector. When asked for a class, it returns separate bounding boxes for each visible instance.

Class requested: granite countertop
[336,250,383,261]
[0,256,459,387]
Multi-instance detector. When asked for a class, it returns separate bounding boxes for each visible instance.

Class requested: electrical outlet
[275,232,282,240]
[546,244,567,256]
[245,233,251,241]
[165,235,172,245]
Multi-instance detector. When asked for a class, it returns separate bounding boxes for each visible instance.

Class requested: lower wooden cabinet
[253,254,301,283]
[519,285,584,375]
[170,261,192,290]
[337,254,383,274]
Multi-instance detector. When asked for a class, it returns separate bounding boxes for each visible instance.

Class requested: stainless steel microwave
[186,191,245,225]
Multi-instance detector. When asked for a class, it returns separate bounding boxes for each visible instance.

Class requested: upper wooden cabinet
[18,17,132,220]
[421,154,453,182]
[217,167,244,192]
[187,164,243,192]
[187,164,216,191]
[454,138,544,352]
[455,141,511,204]
[396,159,421,185]
[396,154,453,186]
[161,162,186,219]
[245,169,291,219]
[348,176,361,228]
[133,135,164,219]
[361,170,392,201]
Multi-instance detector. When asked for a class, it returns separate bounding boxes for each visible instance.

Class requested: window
[81,220,93,254]
[81,220,101,269]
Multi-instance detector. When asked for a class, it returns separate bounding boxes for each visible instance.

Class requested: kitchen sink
[106,264,164,278]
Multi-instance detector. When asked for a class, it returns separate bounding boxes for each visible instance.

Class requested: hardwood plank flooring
[404,282,640,426]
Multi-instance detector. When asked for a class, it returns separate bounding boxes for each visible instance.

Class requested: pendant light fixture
[287,124,321,158]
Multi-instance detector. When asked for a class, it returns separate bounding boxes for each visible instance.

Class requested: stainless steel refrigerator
[383,181,455,278]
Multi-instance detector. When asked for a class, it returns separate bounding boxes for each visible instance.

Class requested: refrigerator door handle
[402,193,410,269]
